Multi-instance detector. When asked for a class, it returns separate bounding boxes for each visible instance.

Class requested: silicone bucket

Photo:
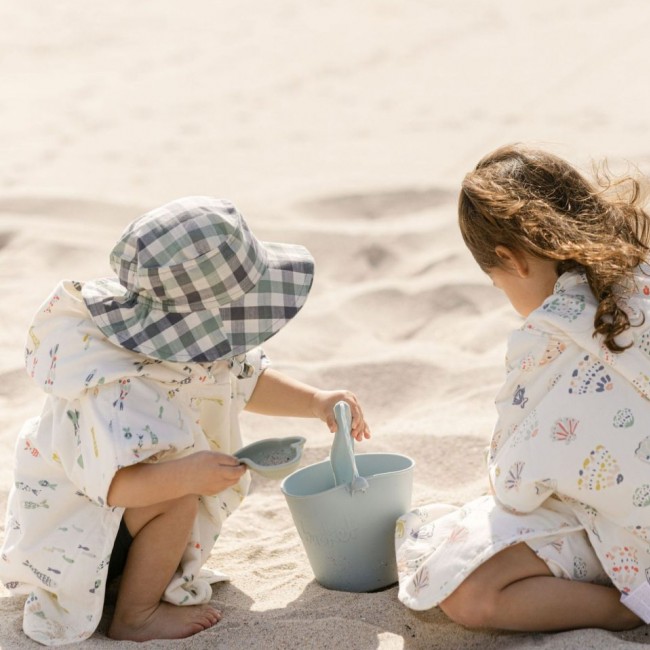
[281,403,414,592]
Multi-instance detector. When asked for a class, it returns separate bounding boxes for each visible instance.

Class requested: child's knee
[150,493,200,528]
[169,493,200,519]
[439,579,499,629]
[123,494,200,541]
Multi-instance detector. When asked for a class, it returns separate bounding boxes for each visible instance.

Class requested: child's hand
[107,451,248,507]
[310,390,371,441]
[189,451,248,496]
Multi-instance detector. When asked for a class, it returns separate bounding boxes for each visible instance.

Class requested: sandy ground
[2,1,650,648]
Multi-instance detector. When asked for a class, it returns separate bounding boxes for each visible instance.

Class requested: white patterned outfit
[397,267,650,623]
[0,281,266,645]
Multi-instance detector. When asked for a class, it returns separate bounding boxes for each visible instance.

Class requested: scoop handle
[334,401,353,447]
[330,401,355,486]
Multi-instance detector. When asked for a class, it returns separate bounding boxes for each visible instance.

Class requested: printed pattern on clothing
[0,280,266,645]
[397,268,650,620]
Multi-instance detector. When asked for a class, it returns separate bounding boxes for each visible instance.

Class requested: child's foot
[108,601,222,641]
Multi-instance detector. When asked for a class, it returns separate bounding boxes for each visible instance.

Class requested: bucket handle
[331,401,369,494]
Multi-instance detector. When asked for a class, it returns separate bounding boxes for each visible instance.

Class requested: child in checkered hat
[0,197,370,645]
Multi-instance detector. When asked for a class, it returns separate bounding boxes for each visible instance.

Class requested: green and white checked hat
[82,196,314,362]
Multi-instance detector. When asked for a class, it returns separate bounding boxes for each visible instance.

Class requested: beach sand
[2,2,650,648]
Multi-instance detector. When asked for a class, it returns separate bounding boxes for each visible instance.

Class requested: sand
[2,1,650,648]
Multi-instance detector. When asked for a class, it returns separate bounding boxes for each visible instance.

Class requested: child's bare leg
[440,543,642,632]
[108,494,221,642]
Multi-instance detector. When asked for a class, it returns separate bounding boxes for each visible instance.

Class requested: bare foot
[108,601,222,641]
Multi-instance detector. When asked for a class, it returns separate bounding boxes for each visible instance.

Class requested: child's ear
[494,245,529,277]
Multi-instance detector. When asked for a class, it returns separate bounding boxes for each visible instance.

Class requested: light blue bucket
[281,402,414,592]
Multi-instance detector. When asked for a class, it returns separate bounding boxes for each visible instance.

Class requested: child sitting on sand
[396,144,650,631]
[0,196,370,645]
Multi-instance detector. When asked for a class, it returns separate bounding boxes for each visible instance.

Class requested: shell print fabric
[542,292,586,322]
[577,446,624,491]
[396,267,650,621]
[551,417,579,444]
[613,408,635,428]
[568,355,614,395]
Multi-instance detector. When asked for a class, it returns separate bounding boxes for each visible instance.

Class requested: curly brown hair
[458,144,650,352]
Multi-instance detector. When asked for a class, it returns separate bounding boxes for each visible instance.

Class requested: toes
[196,605,221,629]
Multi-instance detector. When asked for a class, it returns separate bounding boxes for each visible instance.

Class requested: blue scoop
[330,401,369,494]
[234,436,306,480]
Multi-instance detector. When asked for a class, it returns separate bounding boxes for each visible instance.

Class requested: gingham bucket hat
[82,196,314,363]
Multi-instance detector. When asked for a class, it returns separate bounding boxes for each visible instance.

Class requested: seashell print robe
[397,267,650,623]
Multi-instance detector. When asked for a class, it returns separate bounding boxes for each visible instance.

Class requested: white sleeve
[50,377,195,507]
[231,347,270,412]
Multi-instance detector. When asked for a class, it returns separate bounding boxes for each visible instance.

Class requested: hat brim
[82,241,314,363]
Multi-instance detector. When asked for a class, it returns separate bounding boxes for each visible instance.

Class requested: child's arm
[106,451,247,509]
[244,368,371,441]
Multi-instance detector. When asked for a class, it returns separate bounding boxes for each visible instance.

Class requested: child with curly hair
[396,144,650,632]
